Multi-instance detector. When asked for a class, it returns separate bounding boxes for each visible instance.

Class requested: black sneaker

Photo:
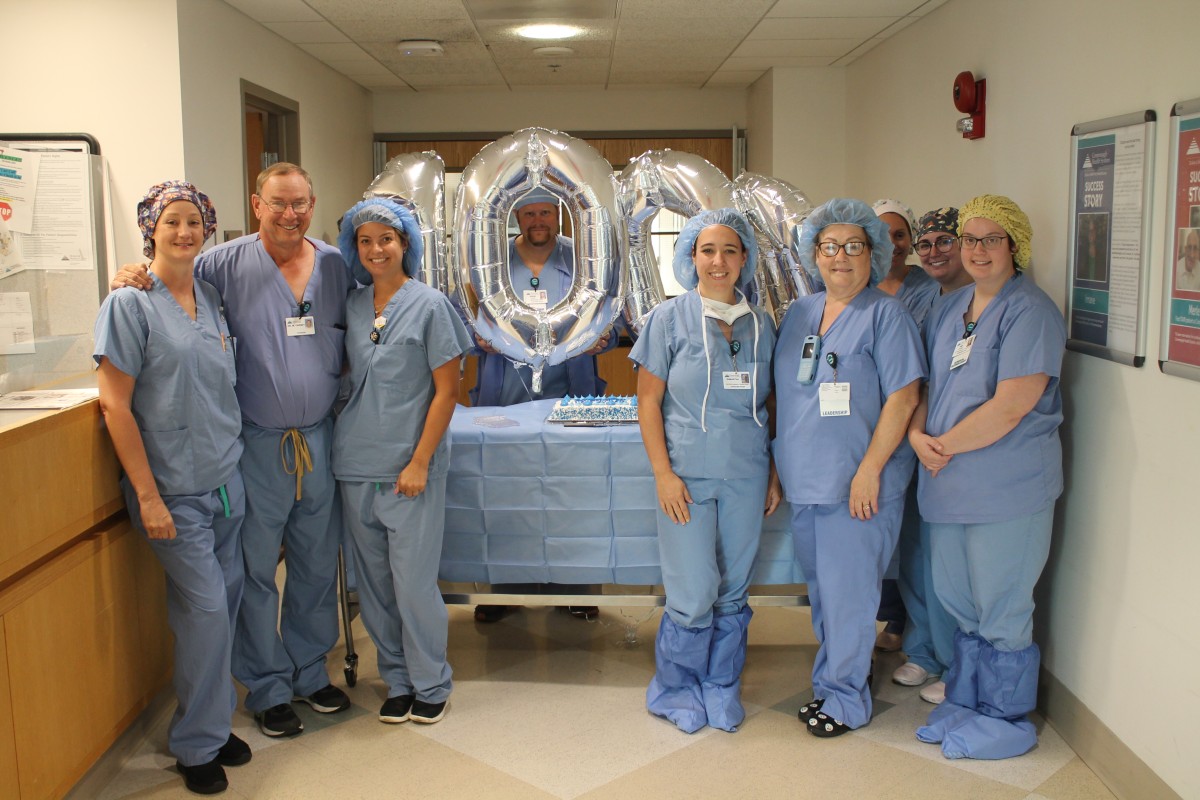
[176,758,228,795]
[379,694,415,724]
[215,733,251,767]
[254,703,303,737]
[409,698,448,724]
[293,684,350,714]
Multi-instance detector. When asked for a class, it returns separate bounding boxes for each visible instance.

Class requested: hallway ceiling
[221,0,946,92]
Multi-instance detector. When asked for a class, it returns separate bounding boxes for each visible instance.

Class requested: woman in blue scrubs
[631,208,781,734]
[909,195,1066,760]
[334,198,471,726]
[95,181,248,795]
[774,198,926,738]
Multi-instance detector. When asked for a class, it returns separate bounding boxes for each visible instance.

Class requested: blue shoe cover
[944,630,984,709]
[941,715,1037,759]
[915,702,977,744]
[646,614,712,733]
[700,607,752,732]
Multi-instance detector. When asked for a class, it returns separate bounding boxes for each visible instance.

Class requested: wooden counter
[0,394,171,800]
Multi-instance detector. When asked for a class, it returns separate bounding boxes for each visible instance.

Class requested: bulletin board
[1065,110,1155,367]
[0,133,108,394]
[1159,98,1200,381]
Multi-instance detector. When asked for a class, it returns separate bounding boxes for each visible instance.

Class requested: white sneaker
[891,662,932,686]
[920,680,946,704]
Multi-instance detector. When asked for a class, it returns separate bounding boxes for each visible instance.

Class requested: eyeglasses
[959,234,1010,250]
[915,236,957,255]
[259,198,312,214]
[816,240,868,257]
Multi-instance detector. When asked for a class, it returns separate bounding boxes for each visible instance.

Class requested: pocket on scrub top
[372,342,428,389]
[950,346,999,400]
[140,427,194,480]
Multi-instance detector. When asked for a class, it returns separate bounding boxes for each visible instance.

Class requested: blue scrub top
[896,266,940,329]
[773,287,926,505]
[196,234,350,430]
[333,279,472,483]
[629,291,776,480]
[473,235,605,405]
[94,275,243,495]
[918,273,1066,524]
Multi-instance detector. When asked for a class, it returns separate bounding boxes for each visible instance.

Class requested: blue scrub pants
[928,505,1053,652]
[921,505,1053,759]
[233,418,340,712]
[125,473,245,767]
[791,499,902,729]
[648,475,766,733]
[898,486,955,674]
[341,479,453,703]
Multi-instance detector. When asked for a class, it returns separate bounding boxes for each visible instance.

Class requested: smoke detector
[396,40,444,56]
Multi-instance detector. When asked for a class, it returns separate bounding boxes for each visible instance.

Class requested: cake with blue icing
[546,395,639,425]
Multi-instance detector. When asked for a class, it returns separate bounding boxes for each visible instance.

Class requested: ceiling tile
[747,16,900,39]
[607,69,711,85]
[322,58,393,74]
[464,0,617,20]
[619,0,773,17]
[333,19,479,43]
[297,42,370,59]
[360,40,491,63]
[615,17,757,40]
[404,72,508,89]
[611,39,740,62]
[264,20,352,42]
[704,69,768,87]
[722,55,837,69]
[832,37,885,65]
[498,58,611,78]
[305,0,471,20]
[223,0,323,22]
[767,0,925,16]
[732,38,859,58]
[488,40,612,59]
[348,74,413,89]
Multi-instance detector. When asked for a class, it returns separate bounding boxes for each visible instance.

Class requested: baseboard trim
[1040,668,1181,800]
[63,686,175,800]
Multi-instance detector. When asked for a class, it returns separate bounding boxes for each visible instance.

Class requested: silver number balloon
[453,128,623,393]
[619,149,734,333]
[733,172,815,323]
[364,151,447,293]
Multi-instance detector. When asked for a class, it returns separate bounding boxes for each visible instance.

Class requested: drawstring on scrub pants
[280,428,314,501]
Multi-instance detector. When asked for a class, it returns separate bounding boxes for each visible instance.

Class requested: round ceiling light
[516,24,582,40]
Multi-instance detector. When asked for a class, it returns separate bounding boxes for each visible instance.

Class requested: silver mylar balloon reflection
[453,127,623,393]
[363,151,447,293]
[733,172,816,323]
[619,150,734,333]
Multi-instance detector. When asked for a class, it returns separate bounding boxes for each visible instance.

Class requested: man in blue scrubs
[115,163,352,738]
[471,188,612,622]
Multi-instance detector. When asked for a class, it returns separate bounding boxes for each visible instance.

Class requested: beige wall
[178,0,374,245]
[3,0,186,272]
[372,87,748,138]
[829,1,1200,796]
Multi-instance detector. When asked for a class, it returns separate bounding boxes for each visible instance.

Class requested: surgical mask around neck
[700,293,752,326]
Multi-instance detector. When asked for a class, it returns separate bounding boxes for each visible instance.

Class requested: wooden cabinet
[0,400,171,800]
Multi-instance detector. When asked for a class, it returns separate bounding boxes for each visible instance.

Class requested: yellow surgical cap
[958,194,1032,270]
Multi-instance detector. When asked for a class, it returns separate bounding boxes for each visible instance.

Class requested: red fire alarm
[953,71,986,140]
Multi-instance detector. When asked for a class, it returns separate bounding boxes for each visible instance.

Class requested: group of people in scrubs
[635,194,1064,760]
[97,172,1063,793]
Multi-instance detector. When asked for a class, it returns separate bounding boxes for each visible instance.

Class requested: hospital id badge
[285,316,315,336]
[522,289,549,310]
[722,371,751,390]
[819,382,850,416]
[950,334,975,370]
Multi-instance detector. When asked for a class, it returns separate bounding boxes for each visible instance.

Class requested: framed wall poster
[1160,98,1200,380]
[1066,111,1155,366]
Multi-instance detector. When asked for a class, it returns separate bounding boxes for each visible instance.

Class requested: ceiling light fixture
[395,39,444,56]
[516,24,582,40]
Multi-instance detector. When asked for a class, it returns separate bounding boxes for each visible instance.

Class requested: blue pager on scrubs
[797,334,821,384]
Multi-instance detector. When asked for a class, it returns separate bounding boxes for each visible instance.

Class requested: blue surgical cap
[796,198,893,286]
[338,197,424,285]
[514,186,559,211]
[672,208,759,295]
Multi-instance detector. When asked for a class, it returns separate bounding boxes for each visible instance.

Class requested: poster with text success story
[1067,112,1154,367]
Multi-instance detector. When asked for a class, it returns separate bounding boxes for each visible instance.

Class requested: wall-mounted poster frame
[1160,98,1200,381]
[1065,111,1155,367]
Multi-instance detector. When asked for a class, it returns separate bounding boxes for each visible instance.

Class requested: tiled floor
[79,601,1118,799]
